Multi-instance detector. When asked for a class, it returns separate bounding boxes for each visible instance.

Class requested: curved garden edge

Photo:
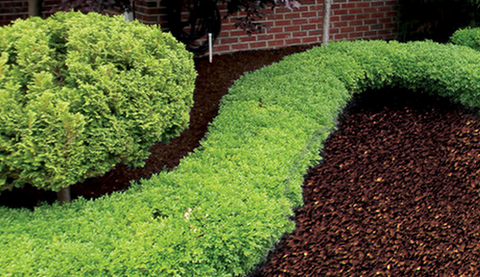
[2,40,480,276]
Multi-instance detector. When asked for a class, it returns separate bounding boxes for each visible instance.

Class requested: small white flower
[184,208,193,220]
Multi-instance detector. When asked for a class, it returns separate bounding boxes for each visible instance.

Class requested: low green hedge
[450,27,480,51]
[0,12,195,192]
[1,40,480,276]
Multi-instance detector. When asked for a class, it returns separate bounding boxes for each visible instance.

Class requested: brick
[363,7,378,13]
[302,24,318,31]
[257,34,274,40]
[220,37,239,44]
[340,27,355,33]
[349,32,364,39]
[308,17,322,24]
[371,12,386,19]
[378,29,393,35]
[309,4,323,12]
[292,18,308,25]
[331,4,341,10]
[268,27,284,33]
[297,6,310,12]
[301,11,317,18]
[231,43,250,51]
[285,38,302,45]
[274,19,292,27]
[302,36,319,44]
[333,9,348,16]
[341,15,355,21]
[341,3,357,9]
[145,8,162,15]
[333,21,348,28]
[275,33,291,39]
[355,25,370,32]
[349,8,363,14]
[372,1,387,7]
[267,39,285,47]
[213,44,230,53]
[356,2,370,8]
[308,29,323,36]
[284,12,302,19]
[292,31,308,38]
[379,17,393,23]
[240,36,257,42]
[356,13,371,20]
[334,33,349,40]
[330,16,341,22]
[229,30,247,37]
[348,20,364,26]
[285,25,301,32]
[364,19,378,25]
[330,28,340,34]
[249,41,267,48]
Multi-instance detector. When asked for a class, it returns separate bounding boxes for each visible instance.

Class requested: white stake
[124,11,134,21]
[208,33,213,63]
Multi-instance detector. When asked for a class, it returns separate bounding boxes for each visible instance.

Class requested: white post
[124,11,134,21]
[124,0,135,21]
[208,33,213,63]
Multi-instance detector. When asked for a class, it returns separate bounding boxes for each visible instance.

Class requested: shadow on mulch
[2,45,480,276]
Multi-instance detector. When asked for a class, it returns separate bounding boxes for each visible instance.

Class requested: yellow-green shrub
[0,12,196,192]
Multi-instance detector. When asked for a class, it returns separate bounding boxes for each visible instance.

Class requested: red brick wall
[1,0,398,55]
[135,0,398,55]
[0,0,61,25]
[0,1,28,25]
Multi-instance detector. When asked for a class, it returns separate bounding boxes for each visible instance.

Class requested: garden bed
[251,88,480,276]
[2,41,480,276]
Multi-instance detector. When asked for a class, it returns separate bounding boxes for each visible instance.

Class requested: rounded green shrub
[0,12,196,192]
[2,41,480,276]
[450,27,480,51]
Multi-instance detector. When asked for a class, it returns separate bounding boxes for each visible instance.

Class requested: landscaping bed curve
[1,40,480,276]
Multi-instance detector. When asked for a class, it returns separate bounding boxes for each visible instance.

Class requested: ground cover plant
[2,40,480,276]
[0,12,196,193]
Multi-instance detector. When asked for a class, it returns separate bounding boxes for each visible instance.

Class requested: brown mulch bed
[250,89,480,276]
[2,45,480,276]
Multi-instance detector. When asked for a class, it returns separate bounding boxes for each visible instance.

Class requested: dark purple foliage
[224,0,300,34]
[52,0,133,13]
